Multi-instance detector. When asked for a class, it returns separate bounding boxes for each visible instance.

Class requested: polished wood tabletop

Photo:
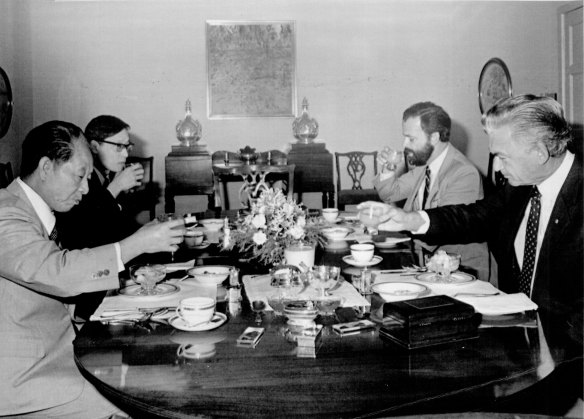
[74,236,582,419]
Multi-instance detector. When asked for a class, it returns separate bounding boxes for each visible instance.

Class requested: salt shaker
[222,217,231,248]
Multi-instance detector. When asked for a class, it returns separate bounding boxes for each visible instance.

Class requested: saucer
[342,255,382,267]
[323,216,343,224]
[374,238,410,249]
[188,241,211,250]
[169,312,227,332]
[415,271,476,285]
[118,283,180,298]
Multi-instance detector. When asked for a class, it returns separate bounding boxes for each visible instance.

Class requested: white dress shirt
[514,151,574,295]
[17,177,124,271]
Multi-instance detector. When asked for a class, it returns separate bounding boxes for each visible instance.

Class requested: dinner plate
[169,312,227,332]
[415,271,476,285]
[118,283,180,298]
[372,282,430,302]
[374,238,411,249]
[342,255,382,267]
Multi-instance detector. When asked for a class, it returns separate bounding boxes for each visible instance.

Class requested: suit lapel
[427,146,456,207]
[404,166,425,211]
[7,180,49,239]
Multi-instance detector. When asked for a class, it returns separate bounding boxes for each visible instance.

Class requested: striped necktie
[422,166,431,209]
[518,186,541,296]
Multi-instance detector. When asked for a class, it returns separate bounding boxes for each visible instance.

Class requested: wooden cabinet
[164,146,214,213]
[287,142,334,208]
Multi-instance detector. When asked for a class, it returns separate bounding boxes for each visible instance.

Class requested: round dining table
[74,229,583,419]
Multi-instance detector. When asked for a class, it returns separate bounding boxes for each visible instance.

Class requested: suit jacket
[0,180,120,415]
[56,171,139,320]
[423,156,583,343]
[374,145,491,280]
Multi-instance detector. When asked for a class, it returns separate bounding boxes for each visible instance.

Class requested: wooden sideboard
[287,142,334,208]
[164,146,215,213]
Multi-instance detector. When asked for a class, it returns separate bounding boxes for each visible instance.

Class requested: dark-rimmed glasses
[96,139,134,152]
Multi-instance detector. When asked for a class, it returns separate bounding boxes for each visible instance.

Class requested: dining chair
[335,151,381,210]
[125,156,157,220]
[0,161,14,188]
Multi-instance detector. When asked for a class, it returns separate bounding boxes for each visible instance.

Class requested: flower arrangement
[226,188,323,266]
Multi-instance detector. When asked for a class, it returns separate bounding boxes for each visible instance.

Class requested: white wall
[1,0,567,213]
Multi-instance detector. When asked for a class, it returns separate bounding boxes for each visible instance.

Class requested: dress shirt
[415,144,449,209]
[17,177,124,271]
[514,152,574,295]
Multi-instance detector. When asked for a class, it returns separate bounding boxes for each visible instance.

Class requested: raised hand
[119,219,186,263]
[109,163,144,197]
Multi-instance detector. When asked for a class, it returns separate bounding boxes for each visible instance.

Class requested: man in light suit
[373,102,490,281]
[0,121,186,418]
[361,95,582,416]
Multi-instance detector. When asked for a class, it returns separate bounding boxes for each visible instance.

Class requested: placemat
[243,274,370,311]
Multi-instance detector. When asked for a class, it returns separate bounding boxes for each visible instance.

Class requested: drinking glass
[384,149,404,171]
[130,264,166,296]
[157,213,180,261]
[313,265,340,297]
[358,205,385,235]
[251,300,266,324]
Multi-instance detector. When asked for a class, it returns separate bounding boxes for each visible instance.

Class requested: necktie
[422,166,431,209]
[518,186,541,296]
[49,225,61,249]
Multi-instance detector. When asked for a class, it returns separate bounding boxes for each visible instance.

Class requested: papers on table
[90,280,217,322]
[372,273,538,315]
[243,275,370,310]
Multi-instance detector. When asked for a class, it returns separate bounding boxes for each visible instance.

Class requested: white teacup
[350,243,375,263]
[176,297,215,326]
[322,208,339,223]
[184,229,204,247]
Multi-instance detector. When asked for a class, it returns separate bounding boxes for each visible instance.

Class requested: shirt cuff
[412,211,430,235]
[114,242,124,272]
[379,171,395,182]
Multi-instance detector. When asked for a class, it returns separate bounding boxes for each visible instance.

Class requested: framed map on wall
[206,21,297,119]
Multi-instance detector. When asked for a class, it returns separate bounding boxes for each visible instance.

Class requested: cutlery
[453,292,501,298]
[176,274,190,282]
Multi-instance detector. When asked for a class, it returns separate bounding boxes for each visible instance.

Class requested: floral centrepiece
[227,189,323,266]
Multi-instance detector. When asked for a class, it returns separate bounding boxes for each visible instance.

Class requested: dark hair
[84,115,130,143]
[481,94,572,157]
[402,102,451,143]
[20,121,84,178]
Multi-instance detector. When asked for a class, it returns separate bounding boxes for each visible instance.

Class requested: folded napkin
[91,281,217,322]
[243,275,370,311]
[164,259,195,272]
[455,293,538,316]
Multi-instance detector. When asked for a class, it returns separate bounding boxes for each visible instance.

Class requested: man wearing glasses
[57,115,144,322]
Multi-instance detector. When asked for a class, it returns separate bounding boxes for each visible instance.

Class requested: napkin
[91,281,217,322]
[455,293,538,316]
[164,259,195,272]
[243,275,370,310]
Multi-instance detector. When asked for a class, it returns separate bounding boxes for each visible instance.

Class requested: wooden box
[379,295,481,349]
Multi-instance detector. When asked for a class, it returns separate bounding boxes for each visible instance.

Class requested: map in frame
[207,21,296,119]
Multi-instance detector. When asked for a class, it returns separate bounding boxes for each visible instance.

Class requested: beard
[405,141,434,166]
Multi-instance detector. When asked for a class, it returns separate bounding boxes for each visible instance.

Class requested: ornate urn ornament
[292,97,319,144]
[176,99,202,147]
[239,146,258,164]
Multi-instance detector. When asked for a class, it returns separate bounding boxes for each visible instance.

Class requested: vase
[284,243,315,269]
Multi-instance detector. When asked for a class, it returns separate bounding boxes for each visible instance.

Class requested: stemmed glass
[313,265,340,297]
[157,213,180,262]
[358,205,384,235]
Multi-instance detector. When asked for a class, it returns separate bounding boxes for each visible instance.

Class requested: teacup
[176,297,215,326]
[322,208,339,223]
[350,243,375,263]
[184,229,204,247]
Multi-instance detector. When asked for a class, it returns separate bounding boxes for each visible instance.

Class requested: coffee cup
[184,229,204,247]
[322,208,339,223]
[350,243,375,263]
[176,297,215,326]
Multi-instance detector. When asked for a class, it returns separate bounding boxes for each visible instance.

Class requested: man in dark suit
[359,94,582,415]
[0,121,185,417]
[57,115,144,321]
